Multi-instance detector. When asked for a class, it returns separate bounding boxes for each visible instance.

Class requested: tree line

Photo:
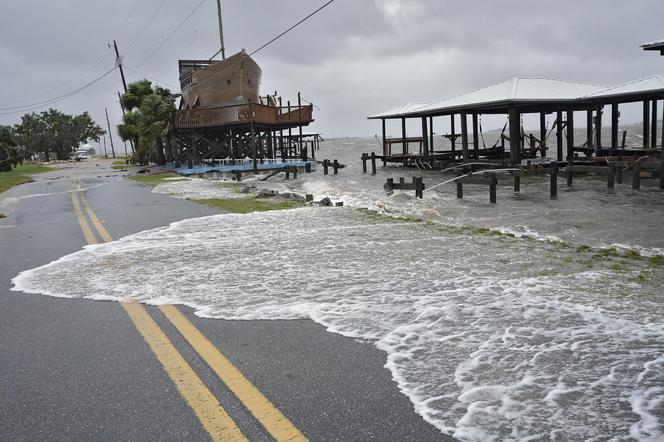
[0,109,105,172]
[1,78,176,172]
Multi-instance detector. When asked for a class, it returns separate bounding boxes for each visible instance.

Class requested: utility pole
[216,0,226,59]
[105,107,116,159]
[113,41,135,153]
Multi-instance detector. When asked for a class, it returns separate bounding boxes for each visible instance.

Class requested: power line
[125,0,168,51]
[118,0,141,35]
[124,64,178,90]
[0,66,118,116]
[249,0,335,56]
[136,0,207,69]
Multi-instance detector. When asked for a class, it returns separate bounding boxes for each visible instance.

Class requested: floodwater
[12,138,664,441]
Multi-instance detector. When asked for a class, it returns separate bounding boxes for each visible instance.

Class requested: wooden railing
[173,103,313,129]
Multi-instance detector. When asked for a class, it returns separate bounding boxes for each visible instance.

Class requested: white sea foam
[11,207,664,441]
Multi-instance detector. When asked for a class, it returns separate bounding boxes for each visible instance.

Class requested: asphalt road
[0,159,453,441]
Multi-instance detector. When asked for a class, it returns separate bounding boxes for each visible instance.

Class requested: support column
[450,114,456,152]
[421,117,429,161]
[461,112,470,163]
[381,119,387,156]
[250,122,257,172]
[556,111,563,161]
[429,116,434,154]
[566,110,575,161]
[643,100,651,148]
[595,106,602,149]
[611,103,619,151]
[586,110,593,148]
[508,107,521,165]
[540,112,547,155]
[472,113,479,159]
[401,117,407,156]
[651,99,658,148]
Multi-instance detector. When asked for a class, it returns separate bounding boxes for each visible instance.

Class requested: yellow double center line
[71,184,307,441]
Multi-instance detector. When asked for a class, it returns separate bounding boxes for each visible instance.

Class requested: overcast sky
[1,0,664,146]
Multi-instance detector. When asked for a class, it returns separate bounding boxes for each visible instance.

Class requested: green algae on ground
[0,164,53,194]
[191,197,304,213]
[128,172,179,186]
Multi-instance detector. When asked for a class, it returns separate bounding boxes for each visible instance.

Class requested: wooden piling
[611,103,619,151]
[556,111,563,161]
[489,173,497,204]
[643,100,650,148]
[632,162,641,190]
[472,114,479,159]
[306,194,313,202]
[371,152,377,175]
[540,112,547,155]
[456,181,463,199]
[333,159,339,175]
[361,153,367,173]
[514,175,520,192]
[660,157,664,189]
[461,113,470,163]
[616,163,623,184]
[652,100,658,149]
[567,110,574,187]
[608,163,616,189]
[323,159,329,175]
[550,162,558,199]
[414,176,423,199]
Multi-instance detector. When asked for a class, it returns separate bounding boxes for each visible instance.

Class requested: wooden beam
[540,112,547,154]
[508,107,521,165]
[556,110,563,161]
[586,110,593,147]
[643,100,650,148]
[472,114,479,159]
[461,113,470,162]
[429,116,434,154]
[421,117,429,161]
[401,117,407,156]
[611,103,619,150]
[450,114,456,152]
[566,110,574,161]
[651,99,658,148]
[381,119,387,156]
[595,106,602,149]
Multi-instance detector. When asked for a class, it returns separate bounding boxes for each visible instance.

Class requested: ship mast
[216,0,226,60]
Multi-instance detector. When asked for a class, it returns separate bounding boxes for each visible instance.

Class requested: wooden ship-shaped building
[170,49,315,170]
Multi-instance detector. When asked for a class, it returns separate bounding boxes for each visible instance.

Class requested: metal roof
[368,75,664,119]
[368,78,605,119]
[641,39,664,51]
[583,75,664,99]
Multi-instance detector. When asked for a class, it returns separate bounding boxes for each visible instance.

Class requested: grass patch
[648,255,664,267]
[594,247,620,258]
[128,172,179,187]
[0,163,53,194]
[622,249,642,260]
[356,208,422,223]
[191,197,304,213]
[576,244,592,253]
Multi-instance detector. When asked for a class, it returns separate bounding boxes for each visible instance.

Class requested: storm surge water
[12,138,664,440]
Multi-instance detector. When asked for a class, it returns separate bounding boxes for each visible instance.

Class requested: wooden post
[414,177,423,199]
[461,113,470,163]
[508,107,521,165]
[401,117,407,157]
[550,162,558,199]
[540,112,547,156]
[450,114,456,153]
[489,173,497,204]
[285,169,290,180]
[608,163,616,189]
[567,110,574,186]
[514,175,520,192]
[297,93,304,158]
[323,159,328,175]
[456,181,463,199]
[632,161,641,190]
[616,162,623,184]
[472,113,479,159]
[250,123,257,173]
[556,111,563,161]
[660,157,664,189]
[429,116,434,155]
[361,153,367,173]
[586,110,593,148]
[652,99,658,148]
[287,101,292,158]
[611,103,619,151]
[643,100,650,148]
[595,107,602,149]
[382,119,387,156]
[371,152,377,175]
[333,159,339,175]
[421,117,429,161]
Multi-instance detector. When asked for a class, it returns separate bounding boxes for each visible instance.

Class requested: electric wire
[0,66,118,116]
[118,0,141,35]
[135,0,207,69]
[124,0,169,51]
[249,0,336,56]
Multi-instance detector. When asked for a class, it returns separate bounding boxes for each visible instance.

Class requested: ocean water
[11,138,664,441]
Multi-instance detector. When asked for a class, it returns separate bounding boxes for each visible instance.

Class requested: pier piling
[550,163,558,199]
[361,153,367,173]
[608,163,616,189]
[371,152,377,175]
[489,173,497,204]
[323,159,329,175]
[632,162,641,190]
[333,160,339,175]
[456,182,463,199]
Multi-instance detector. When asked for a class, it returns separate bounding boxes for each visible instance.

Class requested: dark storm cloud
[1,0,663,139]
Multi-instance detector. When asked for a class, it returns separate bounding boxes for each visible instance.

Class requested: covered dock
[367,75,664,188]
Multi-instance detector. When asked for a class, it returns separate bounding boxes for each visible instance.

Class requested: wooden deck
[173,103,313,130]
